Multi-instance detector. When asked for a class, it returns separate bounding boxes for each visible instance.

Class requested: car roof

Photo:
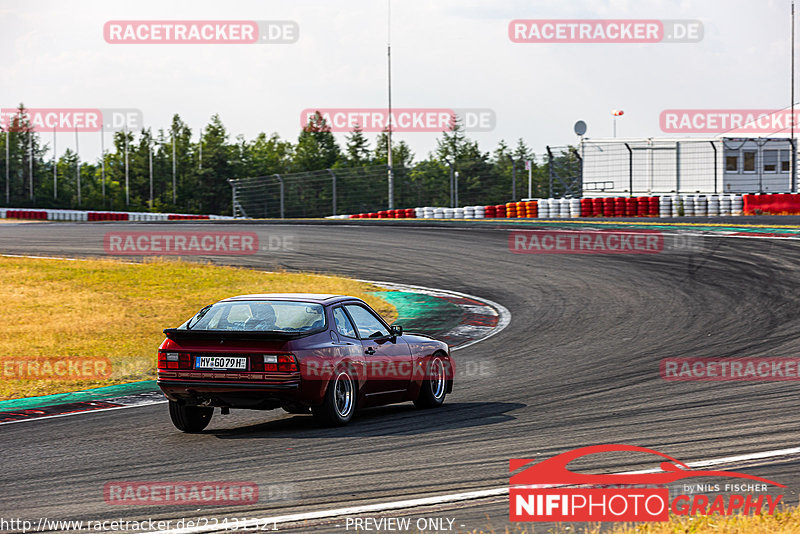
[221,293,362,304]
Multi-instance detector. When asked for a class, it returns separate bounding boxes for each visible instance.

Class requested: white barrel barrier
[423,207,435,219]
[0,208,6,218]
[415,207,424,218]
[670,196,680,217]
[546,198,558,218]
[694,195,708,217]
[453,208,464,219]
[708,195,720,216]
[731,195,743,216]
[720,195,732,216]
[683,195,695,217]
[433,208,444,219]
[474,206,485,219]
[443,208,454,218]
[537,199,549,218]
[569,198,581,218]
[559,198,570,218]
[659,196,672,218]
[463,206,474,219]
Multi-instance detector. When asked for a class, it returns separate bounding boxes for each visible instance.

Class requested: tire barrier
[338,193,800,219]
[0,209,232,222]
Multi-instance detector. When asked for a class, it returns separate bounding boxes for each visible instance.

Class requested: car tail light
[251,353,297,373]
[157,352,191,370]
[277,354,298,372]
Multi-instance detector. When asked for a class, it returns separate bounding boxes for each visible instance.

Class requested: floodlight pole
[793,0,797,191]
[386,0,394,209]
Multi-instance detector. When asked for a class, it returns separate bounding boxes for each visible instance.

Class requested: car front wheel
[168,401,213,433]
[312,369,356,426]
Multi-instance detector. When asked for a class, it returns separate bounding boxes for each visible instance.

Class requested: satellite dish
[574,120,587,136]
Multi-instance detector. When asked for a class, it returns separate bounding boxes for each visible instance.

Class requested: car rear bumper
[158,378,305,410]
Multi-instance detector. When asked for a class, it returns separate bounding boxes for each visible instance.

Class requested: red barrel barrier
[591,198,604,217]
[648,196,659,217]
[495,204,507,218]
[602,198,615,217]
[405,208,415,218]
[626,197,639,217]
[613,197,626,217]
[580,198,593,217]
[525,201,538,218]
[636,196,650,217]
[485,205,496,218]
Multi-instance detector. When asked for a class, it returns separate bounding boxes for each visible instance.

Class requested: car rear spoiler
[163,328,322,341]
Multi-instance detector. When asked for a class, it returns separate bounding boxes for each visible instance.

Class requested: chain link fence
[228,161,552,218]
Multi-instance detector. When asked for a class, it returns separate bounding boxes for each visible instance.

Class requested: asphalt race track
[1,221,799,532]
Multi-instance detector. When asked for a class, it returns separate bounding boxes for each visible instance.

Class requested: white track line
[0,400,168,426]
[147,446,800,534]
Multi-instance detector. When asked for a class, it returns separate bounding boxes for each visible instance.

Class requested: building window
[763,150,778,173]
[725,150,739,172]
[743,151,756,172]
[781,150,792,172]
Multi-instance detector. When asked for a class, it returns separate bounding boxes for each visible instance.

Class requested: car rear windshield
[180,300,326,333]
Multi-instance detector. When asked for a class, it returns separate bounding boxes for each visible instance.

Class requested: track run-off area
[1,218,799,533]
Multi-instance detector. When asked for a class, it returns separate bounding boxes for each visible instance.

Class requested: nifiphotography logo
[509,444,784,522]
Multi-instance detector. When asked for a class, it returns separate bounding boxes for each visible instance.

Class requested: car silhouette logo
[510,444,785,487]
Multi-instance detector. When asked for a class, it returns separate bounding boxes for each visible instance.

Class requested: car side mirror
[390,325,403,336]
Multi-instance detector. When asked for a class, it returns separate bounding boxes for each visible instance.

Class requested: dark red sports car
[157,294,453,432]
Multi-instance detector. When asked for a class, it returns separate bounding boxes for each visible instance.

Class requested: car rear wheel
[168,400,213,433]
[312,370,356,426]
[414,355,448,409]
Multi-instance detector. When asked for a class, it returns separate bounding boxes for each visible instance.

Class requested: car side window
[332,307,358,338]
[345,305,390,339]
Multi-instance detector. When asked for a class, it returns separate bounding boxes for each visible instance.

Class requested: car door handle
[364,347,376,355]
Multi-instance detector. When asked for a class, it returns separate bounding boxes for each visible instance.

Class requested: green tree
[293,111,340,171]
[193,114,233,214]
[344,125,371,166]
[374,130,414,168]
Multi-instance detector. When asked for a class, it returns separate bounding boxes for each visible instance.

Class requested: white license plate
[195,356,247,370]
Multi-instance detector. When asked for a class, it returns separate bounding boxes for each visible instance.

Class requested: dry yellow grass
[0,256,395,400]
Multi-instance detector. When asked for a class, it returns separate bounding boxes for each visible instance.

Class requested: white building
[580,137,796,197]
